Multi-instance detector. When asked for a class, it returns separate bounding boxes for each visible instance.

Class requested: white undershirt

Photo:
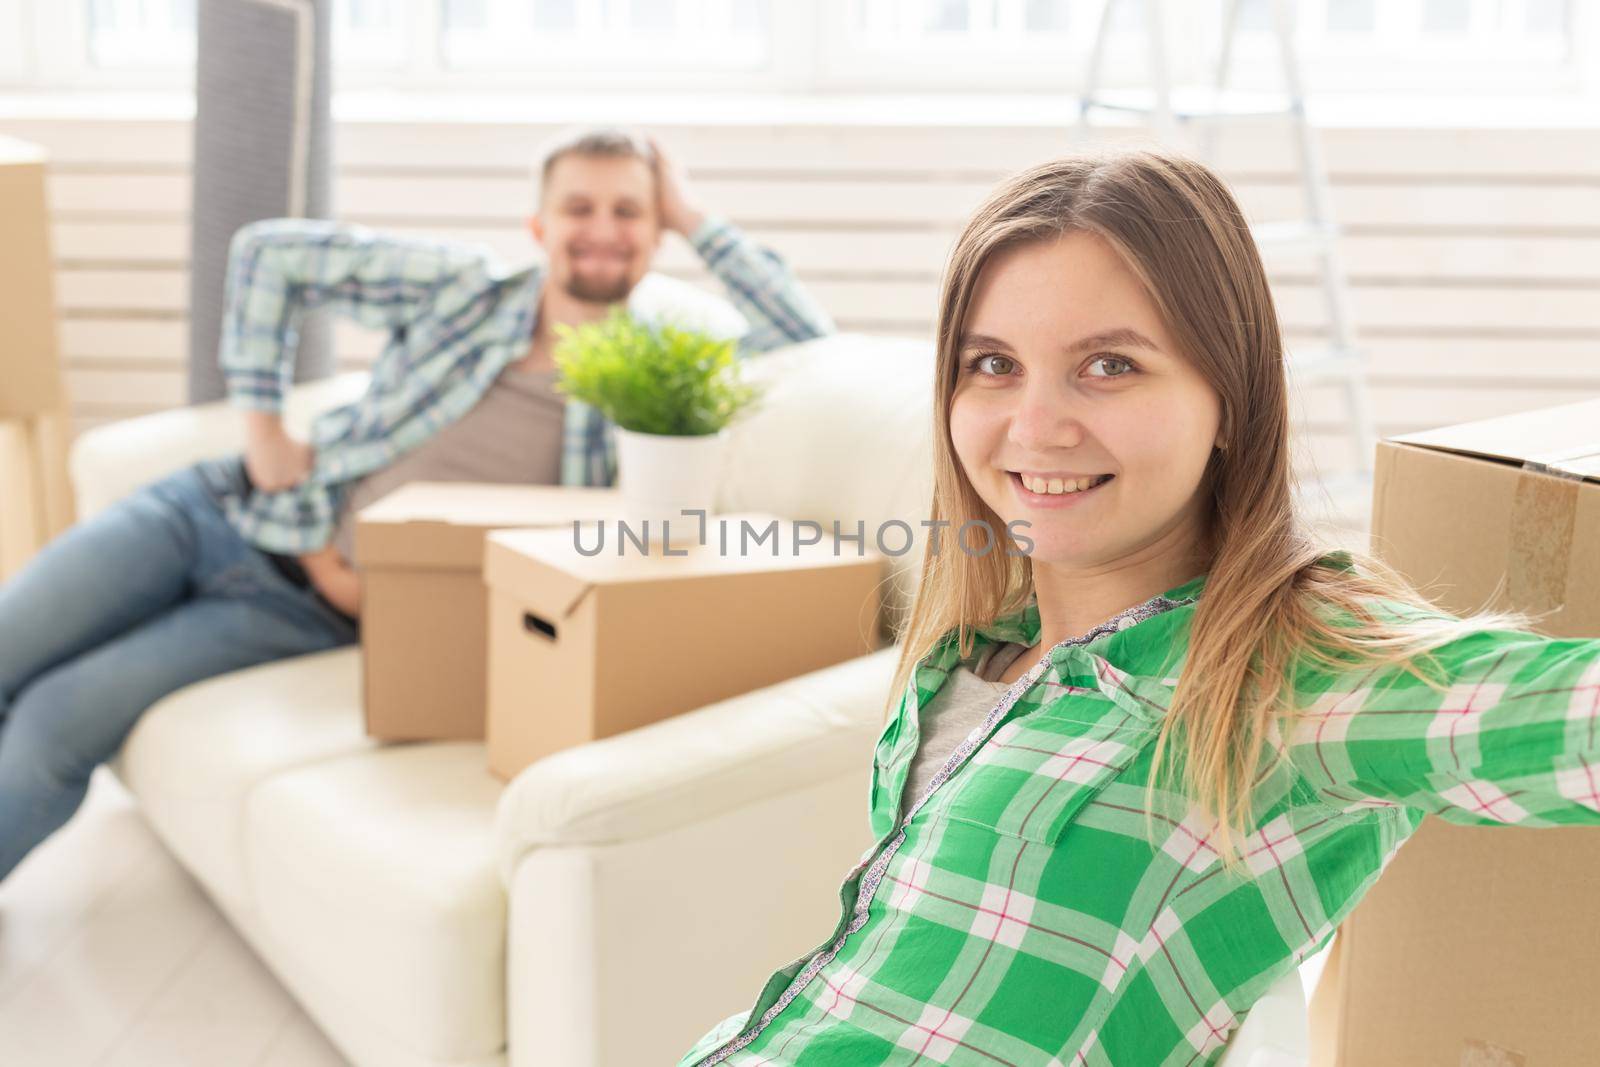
[899,640,1036,811]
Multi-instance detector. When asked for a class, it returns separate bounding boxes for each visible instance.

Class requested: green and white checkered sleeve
[1287,621,1600,828]
[218,217,492,412]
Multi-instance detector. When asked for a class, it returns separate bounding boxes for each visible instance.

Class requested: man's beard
[563,268,634,304]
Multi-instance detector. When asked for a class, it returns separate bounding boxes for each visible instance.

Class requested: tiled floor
[0,768,348,1067]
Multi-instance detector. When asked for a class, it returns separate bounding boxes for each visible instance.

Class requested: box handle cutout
[523,612,557,642]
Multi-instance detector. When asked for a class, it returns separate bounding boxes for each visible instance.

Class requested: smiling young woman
[676,147,1600,1067]
[903,147,1557,871]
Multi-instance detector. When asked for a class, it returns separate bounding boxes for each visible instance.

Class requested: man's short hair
[530,126,657,207]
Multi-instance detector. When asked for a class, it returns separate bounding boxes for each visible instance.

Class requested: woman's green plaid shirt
[679,549,1600,1065]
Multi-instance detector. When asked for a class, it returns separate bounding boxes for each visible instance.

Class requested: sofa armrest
[492,646,898,885]
[498,647,900,1065]
[69,371,370,520]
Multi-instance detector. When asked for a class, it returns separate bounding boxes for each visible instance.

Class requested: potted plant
[552,306,763,518]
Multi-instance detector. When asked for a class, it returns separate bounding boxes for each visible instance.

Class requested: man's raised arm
[217,218,493,490]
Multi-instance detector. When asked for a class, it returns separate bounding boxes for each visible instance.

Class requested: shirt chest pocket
[938,713,1157,846]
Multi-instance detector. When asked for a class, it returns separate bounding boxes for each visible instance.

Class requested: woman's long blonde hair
[887,145,1539,876]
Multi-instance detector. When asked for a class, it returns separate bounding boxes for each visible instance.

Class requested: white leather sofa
[70,330,1308,1066]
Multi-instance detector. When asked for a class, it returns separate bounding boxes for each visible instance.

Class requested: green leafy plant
[552,307,763,436]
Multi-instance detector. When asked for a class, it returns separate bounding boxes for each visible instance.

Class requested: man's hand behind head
[648,135,706,238]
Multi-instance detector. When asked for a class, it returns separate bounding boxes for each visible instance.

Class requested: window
[1279,0,1580,90]
[72,0,410,75]
[86,0,194,69]
[439,0,771,73]
[1307,0,1571,44]
[846,0,1087,45]
[816,0,1585,91]
[0,0,28,85]
[339,0,410,70]
[816,0,1132,90]
[5,0,1593,95]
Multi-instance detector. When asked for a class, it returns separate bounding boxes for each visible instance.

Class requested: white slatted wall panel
[3,115,1598,484]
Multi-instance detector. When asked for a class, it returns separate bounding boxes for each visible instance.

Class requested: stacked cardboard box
[483,513,887,780]
[0,136,72,579]
[354,482,632,740]
[1310,397,1600,1065]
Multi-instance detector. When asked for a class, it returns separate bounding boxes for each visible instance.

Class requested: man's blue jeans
[0,456,359,883]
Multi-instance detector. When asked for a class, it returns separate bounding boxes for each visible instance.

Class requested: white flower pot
[613,426,728,521]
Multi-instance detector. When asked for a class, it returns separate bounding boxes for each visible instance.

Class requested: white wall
[3,110,1597,499]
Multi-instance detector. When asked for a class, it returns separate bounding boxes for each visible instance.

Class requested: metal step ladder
[1071,0,1377,531]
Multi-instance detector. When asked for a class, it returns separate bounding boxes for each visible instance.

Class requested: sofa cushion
[112,647,377,915]
[245,742,506,1063]
[627,270,749,341]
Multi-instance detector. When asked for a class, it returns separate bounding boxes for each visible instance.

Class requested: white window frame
[4,0,1597,100]
[810,0,1595,94]
[814,0,1136,92]
[24,0,194,90]
[1248,0,1592,94]
[432,0,771,80]
[335,0,412,71]
[351,0,815,93]
[0,0,29,87]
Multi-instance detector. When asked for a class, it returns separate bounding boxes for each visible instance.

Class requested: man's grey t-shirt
[900,639,1037,811]
[328,365,565,563]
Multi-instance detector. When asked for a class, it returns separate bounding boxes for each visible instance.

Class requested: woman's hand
[649,135,707,238]
[298,545,362,618]
[243,412,315,492]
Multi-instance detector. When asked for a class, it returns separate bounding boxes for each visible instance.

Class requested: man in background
[0,126,834,884]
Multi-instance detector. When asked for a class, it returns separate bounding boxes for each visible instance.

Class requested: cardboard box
[354,482,631,741]
[0,419,40,579]
[0,138,73,577]
[1310,397,1600,1066]
[0,137,64,418]
[0,409,75,580]
[483,513,887,781]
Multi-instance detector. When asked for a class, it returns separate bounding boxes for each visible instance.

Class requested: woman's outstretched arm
[1285,622,1600,827]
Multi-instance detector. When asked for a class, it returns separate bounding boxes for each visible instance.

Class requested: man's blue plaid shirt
[216,215,835,554]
